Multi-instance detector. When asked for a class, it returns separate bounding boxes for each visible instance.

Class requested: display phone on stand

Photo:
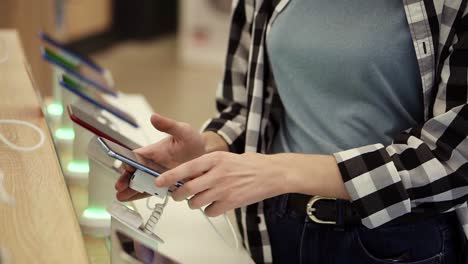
[39,31,116,96]
[67,104,141,150]
[60,74,139,128]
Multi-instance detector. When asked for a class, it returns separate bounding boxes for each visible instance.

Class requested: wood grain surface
[0,30,88,263]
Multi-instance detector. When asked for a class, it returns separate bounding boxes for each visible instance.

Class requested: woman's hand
[136,114,207,168]
[155,152,350,217]
[155,152,289,216]
[115,113,206,202]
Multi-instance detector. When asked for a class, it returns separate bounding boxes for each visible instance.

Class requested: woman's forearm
[199,133,350,200]
[270,153,350,200]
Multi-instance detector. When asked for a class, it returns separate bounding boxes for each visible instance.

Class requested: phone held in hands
[97,137,183,188]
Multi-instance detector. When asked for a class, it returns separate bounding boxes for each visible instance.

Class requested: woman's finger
[115,170,133,191]
[156,153,218,187]
[186,187,221,210]
[170,170,217,201]
[122,163,136,172]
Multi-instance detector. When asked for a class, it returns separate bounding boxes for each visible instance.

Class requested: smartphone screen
[61,75,139,128]
[67,104,141,150]
[116,231,180,264]
[39,32,103,72]
[41,44,116,96]
[98,137,169,178]
[39,32,117,95]
[43,46,79,71]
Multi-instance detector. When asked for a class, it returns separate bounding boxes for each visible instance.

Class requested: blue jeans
[264,195,466,264]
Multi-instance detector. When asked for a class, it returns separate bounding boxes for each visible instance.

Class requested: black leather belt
[288,194,438,226]
[289,194,361,226]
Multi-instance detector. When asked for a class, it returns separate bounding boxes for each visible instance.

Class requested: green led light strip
[67,161,89,174]
[46,103,63,116]
[54,127,75,140]
[82,208,111,220]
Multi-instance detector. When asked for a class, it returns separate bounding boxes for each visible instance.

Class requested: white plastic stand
[63,101,105,186]
[79,136,121,237]
[43,68,66,127]
[63,123,93,186]
[54,75,91,146]
[49,68,76,158]
[54,95,87,174]
[109,202,164,264]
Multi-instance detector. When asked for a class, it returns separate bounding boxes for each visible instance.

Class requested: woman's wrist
[270,153,350,200]
[201,131,230,153]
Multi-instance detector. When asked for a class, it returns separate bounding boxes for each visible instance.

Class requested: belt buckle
[306,196,336,224]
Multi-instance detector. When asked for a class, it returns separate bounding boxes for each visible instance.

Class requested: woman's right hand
[115,113,206,202]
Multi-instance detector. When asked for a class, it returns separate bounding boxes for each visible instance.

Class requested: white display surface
[103,93,253,263]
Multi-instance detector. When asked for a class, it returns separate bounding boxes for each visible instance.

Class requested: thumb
[150,113,187,138]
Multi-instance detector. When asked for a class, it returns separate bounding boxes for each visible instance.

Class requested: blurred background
[0,0,233,128]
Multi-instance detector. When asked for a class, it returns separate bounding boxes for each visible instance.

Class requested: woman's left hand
[155,152,289,217]
[155,152,350,217]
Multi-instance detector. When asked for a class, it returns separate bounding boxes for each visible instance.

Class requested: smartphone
[116,230,180,264]
[60,74,139,128]
[67,104,141,150]
[97,137,183,187]
[39,31,103,73]
[42,46,79,72]
[40,43,116,96]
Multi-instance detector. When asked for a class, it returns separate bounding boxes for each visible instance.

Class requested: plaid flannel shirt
[202,0,468,263]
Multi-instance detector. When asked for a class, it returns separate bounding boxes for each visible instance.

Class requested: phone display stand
[45,67,75,161]
[56,74,94,135]
[53,69,77,134]
[63,101,106,186]
[63,122,93,186]
[53,87,81,161]
[59,72,74,128]
[45,67,65,126]
[79,136,121,237]
[109,202,164,264]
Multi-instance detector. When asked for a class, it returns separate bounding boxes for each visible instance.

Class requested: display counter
[0,29,89,263]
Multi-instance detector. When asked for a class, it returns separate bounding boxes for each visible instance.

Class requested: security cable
[144,195,240,250]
